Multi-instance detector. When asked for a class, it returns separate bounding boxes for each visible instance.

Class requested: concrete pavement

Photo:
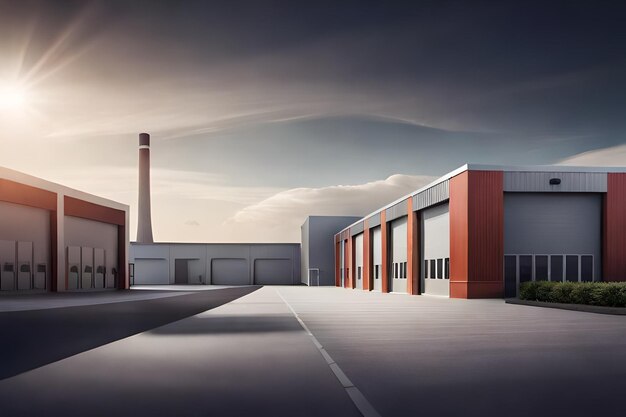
[0,286,360,417]
[2,285,625,417]
[278,287,626,417]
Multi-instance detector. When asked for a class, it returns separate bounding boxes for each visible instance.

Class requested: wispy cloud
[558,144,626,167]
[227,174,434,240]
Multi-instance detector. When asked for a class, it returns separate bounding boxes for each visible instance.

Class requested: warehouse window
[437,259,443,279]
[550,256,563,282]
[394,263,398,279]
[566,255,578,282]
[403,262,407,279]
[535,256,548,281]
[581,256,593,282]
[424,260,428,278]
[444,258,450,279]
[374,265,380,279]
[357,267,362,281]
[430,259,436,279]
[519,256,532,283]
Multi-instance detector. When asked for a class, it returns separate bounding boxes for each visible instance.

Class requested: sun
[0,83,29,111]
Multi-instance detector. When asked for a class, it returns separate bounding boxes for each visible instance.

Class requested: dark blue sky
[0,0,625,241]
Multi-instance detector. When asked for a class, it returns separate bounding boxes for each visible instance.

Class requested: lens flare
[0,83,28,111]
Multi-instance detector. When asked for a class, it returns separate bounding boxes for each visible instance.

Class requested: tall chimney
[136,132,154,243]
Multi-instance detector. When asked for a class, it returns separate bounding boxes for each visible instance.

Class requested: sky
[0,0,625,242]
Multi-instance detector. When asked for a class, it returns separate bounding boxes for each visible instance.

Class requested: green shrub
[519,281,538,300]
[519,281,626,307]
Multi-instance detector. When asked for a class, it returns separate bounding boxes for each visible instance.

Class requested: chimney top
[139,133,150,146]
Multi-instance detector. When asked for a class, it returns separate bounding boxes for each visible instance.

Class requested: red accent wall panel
[381,211,389,293]
[450,170,504,298]
[603,173,626,281]
[335,241,341,287]
[363,219,371,291]
[0,178,56,210]
[407,198,420,295]
[64,196,125,226]
[343,238,349,288]
[347,233,354,288]
[450,172,469,298]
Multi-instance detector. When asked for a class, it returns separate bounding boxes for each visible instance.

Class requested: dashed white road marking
[276,289,383,417]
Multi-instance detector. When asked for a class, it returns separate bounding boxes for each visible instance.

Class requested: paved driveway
[0,287,360,417]
[1,286,625,417]
[278,287,626,417]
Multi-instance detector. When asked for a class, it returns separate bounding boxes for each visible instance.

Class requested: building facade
[301,216,361,286]
[130,243,301,286]
[0,166,130,293]
[335,165,626,298]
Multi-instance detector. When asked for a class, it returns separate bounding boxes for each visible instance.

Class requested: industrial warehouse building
[0,166,130,293]
[335,164,626,298]
[301,216,360,286]
[130,243,301,286]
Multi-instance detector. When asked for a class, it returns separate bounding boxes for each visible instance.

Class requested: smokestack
[136,132,154,243]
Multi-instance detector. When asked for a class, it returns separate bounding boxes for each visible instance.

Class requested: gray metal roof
[335,163,626,235]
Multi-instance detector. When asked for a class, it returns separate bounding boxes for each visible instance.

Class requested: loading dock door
[421,203,450,296]
[211,258,249,285]
[354,233,364,290]
[254,259,292,285]
[389,217,408,293]
[134,259,168,285]
[504,193,602,291]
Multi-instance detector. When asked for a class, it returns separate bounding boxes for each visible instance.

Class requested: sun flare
[0,83,29,111]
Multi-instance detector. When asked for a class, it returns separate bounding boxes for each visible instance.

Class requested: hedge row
[519,281,626,307]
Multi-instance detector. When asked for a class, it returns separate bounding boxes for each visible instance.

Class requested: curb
[506,298,626,315]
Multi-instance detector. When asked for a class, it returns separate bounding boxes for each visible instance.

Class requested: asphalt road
[0,286,360,417]
[0,286,259,379]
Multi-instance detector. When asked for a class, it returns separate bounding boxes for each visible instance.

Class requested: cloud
[184,220,200,226]
[558,144,626,166]
[227,174,434,240]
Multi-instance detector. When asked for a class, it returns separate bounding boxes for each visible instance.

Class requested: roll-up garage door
[421,203,450,296]
[390,217,408,293]
[254,259,292,285]
[211,258,249,285]
[134,259,169,285]
[371,227,382,291]
[339,240,345,287]
[504,193,601,295]
[0,201,50,292]
[65,216,118,291]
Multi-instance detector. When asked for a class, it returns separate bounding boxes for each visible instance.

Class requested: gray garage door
[134,259,169,285]
[254,259,292,285]
[504,193,601,296]
[212,258,249,285]
[389,217,408,293]
[354,233,364,290]
[421,203,450,296]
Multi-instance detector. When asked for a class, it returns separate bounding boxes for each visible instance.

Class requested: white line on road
[276,289,382,417]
